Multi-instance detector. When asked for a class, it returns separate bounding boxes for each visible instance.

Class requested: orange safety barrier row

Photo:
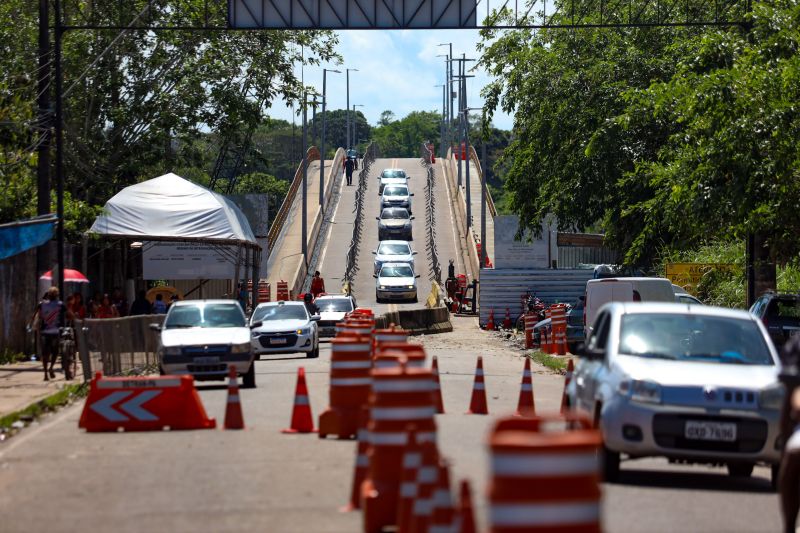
[524,311,537,349]
[320,334,373,439]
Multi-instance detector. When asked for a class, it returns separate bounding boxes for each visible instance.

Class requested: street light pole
[320,68,340,207]
[438,43,453,149]
[435,84,445,161]
[352,104,364,151]
[346,68,358,149]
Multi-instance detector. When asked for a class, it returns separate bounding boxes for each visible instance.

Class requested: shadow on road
[614,466,774,494]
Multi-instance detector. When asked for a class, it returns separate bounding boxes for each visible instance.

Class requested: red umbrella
[39,268,90,283]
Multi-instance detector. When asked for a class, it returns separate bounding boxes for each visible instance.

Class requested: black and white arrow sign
[90,390,162,422]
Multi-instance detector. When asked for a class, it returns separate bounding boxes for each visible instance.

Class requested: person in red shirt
[310,271,326,298]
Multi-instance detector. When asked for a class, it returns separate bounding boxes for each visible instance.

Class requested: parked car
[584,277,675,337]
[377,207,414,241]
[250,301,320,358]
[314,295,356,338]
[672,284,703,305]
[750,292,800,351]
[570,302,782,484]
[378,168,408,195]
[381,184,413,214]
[375,262,420,303]
[373,240,417,275]
[155,300,258,388]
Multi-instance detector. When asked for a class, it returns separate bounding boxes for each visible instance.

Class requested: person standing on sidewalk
[344,157,355,186]
[31,287,65,381]
[310,271,326,298]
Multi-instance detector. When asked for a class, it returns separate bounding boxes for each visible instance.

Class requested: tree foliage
[371,110,441,157]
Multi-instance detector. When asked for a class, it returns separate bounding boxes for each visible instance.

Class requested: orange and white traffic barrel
[336,318,375,339]
[276,280,290,301]
[488,414,602,533]
[319,334,373,439]
[374,324,409,350]
[374,342,427,369]
[550,304,568,356]
[524,311,537,349]
[258,279,271,303]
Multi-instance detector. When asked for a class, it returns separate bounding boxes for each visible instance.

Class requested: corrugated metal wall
[558,246,619,268]
[478,268,594,327]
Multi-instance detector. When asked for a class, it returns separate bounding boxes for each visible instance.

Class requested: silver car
[381,184,413,214]
[378,168,408,195]
[377,207,413,241]
[373,240,417,275]
[374,262,420,303]
[570,302,782,484]
[250,301,320,358]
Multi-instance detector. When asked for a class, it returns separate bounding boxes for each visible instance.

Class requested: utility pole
[451,55,475,189]
[37,0,51,279]
[352,104,364,151]
[320,68,340,207]
[54,0,65,297]
[435,84,446,161]
[439,43,454,149]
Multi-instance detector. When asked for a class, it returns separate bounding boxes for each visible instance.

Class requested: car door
[575,311,611,414]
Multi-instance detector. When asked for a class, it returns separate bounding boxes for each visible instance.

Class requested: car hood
[383,195,409,201]
[379,220,411,228]
[161,327,251,346]
[253,319,310,333]
[378,276,415,287]
[320,311,347,322]
[375,253,414,264]
[614,355,780,388]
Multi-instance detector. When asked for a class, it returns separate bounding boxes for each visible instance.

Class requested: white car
[377,168,408,195]
[373,240,417,275]
[570,302,782,484]
[375,262,420,303]
[155,300,257,388]
[380,184,413,214]
[315,295,356,338]
[250,301,320,358]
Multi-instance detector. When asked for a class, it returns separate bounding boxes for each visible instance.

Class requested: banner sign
[665,263,738,294]
[493,215,557,269]
[143,242,237,280]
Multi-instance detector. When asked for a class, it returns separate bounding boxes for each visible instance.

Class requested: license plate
[193,356,220,364]
[269,338,288,345]
[685,421,737,442]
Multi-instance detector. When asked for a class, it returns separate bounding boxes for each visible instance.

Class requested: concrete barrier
[375,306,452,336]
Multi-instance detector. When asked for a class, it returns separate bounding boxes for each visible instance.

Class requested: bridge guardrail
[267,146,321,254]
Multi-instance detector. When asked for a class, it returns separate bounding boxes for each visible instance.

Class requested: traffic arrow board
[90,390,162,422]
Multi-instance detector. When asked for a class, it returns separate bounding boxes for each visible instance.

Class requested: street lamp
[436,53,450,148]
[434,84,446,160]
[352,104,364,151]
[346,68,359,149]
[320,68,341,207]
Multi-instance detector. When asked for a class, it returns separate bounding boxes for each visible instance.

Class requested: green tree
[371,111,441,157]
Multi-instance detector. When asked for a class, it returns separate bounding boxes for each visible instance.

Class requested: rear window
[767,298,800,319]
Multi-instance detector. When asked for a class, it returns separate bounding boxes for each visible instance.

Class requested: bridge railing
[267,146,321,254]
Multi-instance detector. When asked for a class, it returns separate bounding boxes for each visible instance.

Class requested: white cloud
[266,29,514,131]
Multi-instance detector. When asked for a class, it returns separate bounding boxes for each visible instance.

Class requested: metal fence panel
[75,315,165,380]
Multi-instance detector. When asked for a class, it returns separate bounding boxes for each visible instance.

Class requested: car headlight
[407,285,415,289]
[627,379,662,404]
[297,327,311,335]
[162,346,182,356]
[231,343,251,354]
[379,285,387,289]
[759,383,785,410]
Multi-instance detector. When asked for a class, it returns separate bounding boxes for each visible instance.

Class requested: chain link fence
[75,315,165,380]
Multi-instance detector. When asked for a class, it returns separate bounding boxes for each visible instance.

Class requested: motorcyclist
[303,292,319,316]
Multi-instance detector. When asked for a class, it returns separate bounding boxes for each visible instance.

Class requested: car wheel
[307,342,320,358]
[159,365,166,376]
[771,463,779,491]
[727,462,754,478]
[413,294,418,303]
[376,292,381,303]
[603,446,621,482]
[242,363,256,389]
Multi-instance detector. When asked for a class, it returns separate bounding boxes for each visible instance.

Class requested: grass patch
[0,350,26,365]
[0,382,88,432]
[527,351,569,373]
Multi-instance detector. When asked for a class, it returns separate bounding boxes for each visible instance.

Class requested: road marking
[439,158,466,275]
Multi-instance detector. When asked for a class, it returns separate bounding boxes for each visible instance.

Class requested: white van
[584,277,675,336]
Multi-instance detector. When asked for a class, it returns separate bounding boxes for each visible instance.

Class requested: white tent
[90,173,257,245]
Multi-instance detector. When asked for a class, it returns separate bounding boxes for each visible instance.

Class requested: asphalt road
[0,319,785,532]
[316,157,465,314]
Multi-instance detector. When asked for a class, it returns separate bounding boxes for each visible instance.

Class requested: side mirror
[372,250,377,255]
[311,315,321,321]
[376,217,380,220]
[412,251,418,255]
[250,321,263,329]
[410,216,415,220]
[373,274,378,278]
[410,193,415,196]
[571,341,586,356]
[415,274,421,279]
[149,323,162,332]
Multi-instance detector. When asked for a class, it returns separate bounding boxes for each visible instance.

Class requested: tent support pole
[233,245,242,301]
[251,245,259,311]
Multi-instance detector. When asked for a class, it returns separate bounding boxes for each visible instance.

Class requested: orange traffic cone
[466,356,488,415]
[342,408,369,511]
[224,365,245,430]
[502,308,512,330]
[515,357,536,417]
[396,425,423,531]
[560,358,574,414]
[486,309,495,331]
[430,460,456,532]
[457,479,477,533]
[282,367,317,433]
[431,356,445,414]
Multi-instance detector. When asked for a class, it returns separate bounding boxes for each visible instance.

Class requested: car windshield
[767,298,800,319]
[317,299,354,313]
[618,313,774,365]
[165,304,245,328]
[381,170,406,179]
[380,265,414,278]
[378,242,411,255]
[252,304,309,322]
[381,208,409,220]
[383,186,408,196]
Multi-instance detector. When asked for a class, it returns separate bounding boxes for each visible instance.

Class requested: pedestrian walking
[30,287,65,381]
[344,157,355,186]
[152,293,167,314]
[129,290,151,315]
[310,271,326,298]
[95,294,119,319]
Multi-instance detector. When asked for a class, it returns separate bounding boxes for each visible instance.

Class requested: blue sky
[266,29,515,132]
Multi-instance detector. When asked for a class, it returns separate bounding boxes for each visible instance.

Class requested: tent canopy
[89,173,258,246]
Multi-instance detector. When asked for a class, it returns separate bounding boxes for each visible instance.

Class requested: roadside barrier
[352,308,375,319]
[282,367,317,433]
[79,372,216,432]
[431,355,445,414]
[258,280,271,303]
[407,439,440,533]
[337,317,375,339]
[551,304,568,356]
[524,311,537,349]
[224,365,245,430]
[560,359,574,414]
[488,414,602,533]
[319,334,373,439]
[277,280,290,301]
[457,479,477,533]
[502,308,512,330]
[429,460,456,533]
[396,425,424,531]
[361,363,438,533]
[486,309,496,331]
[374,325,409,350]
[345,408,370,511]
[543,308,553,354]
[374,342,427,369]
[466,356,489,415]
[515,357,536,418]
